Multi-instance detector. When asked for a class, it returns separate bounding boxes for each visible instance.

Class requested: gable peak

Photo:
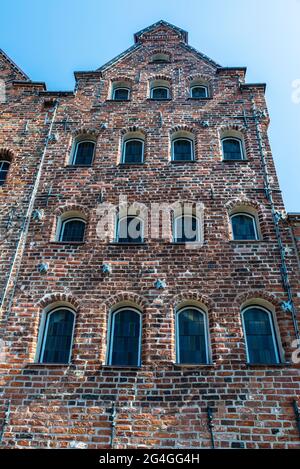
[134,20,188,44]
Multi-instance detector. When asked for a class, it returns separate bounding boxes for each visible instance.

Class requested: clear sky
[1,0,299,212]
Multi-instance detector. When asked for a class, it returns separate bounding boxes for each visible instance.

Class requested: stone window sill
[50,241,85,245]
[110,242,146,246]
[173,363,215,368]
[245,362,292,368]
[102,365,141,370]
[187,97,213,101]
[25,363,72,367]
[169,160,196,164]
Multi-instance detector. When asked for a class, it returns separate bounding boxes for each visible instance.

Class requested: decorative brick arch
[54,203,89,219]
[71,127,99,138]
[0,148,14,162]
[110,76,134,85]
[149,74,172,83]
[120,126,147,137]
[101,291,150,314]
[234,290,282,309]
[225,197,262,214]
[187,73,212,84]
[218,123,247,135]
[37,291,82,311]
[171,291,214,312]
[170,124,197,136]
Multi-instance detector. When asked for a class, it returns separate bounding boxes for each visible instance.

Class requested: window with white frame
[111,81,131,101]
[116,215,144,243]
[222,137,244,161]
[0,160,10,185]
[172,138,194,161]
[173,214,200,243]
[71,139,95,166]
[242,306,280,364]
[190,85,208,99]
[231,212,259,241]
[176,307,209,364]
[149,79,170,100]
[122,137,144,164]
[38,307,75,364]
[150,53,170,63]
[107,308,141,366]
[58,217,86,242]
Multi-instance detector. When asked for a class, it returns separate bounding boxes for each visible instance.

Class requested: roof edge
[0,49,30,80]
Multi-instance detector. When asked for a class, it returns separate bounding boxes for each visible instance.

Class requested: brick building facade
[0,21,299,449]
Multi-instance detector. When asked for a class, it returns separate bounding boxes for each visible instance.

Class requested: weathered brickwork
[0,21,299,449]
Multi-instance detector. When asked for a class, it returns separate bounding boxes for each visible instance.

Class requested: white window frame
[107,307,142,366]
[171,138,194,162]
[190,85,208,98]
[0,160,10,183]
[71,139,95,166]
[241,305,280,364]
[222,137,245,161]
[173,214,200,243]
[122,138,144,164]
[175,307,209,365]
[115,215,144,243]
[112,87,130,101]
[150,86,170,100]
[230,212,259,241]
[58,217,86,242]
[38,307,76,364]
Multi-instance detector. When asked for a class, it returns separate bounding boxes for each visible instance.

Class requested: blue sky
[1,0,299,212]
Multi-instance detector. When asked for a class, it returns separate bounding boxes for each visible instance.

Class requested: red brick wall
[0,23,299,449]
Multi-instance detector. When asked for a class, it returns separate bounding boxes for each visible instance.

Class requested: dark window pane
[0,161,10,185]
[232,214,257,240]
[118,216,143,243]
[113,88,129,100]
[243,308,278,364]
[110,309,141,366]
[60,219,85,242]
[74,141,95,166]
[191,86,207,98]
[173,139,193,161]
[174,216,198,242]
[178,309,207,364]
[41,309,74,363]
[123,140,143,163]
[223,139,243,160]
[151,87,169,99]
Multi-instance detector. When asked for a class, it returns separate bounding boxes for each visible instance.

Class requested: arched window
[59,217,86,242]
[222,137,244,161]
[122,137,144,164]
[176,307,209,364]
[190,85,208,98]
[150,53,170,63]
[116,215,144,243]
[113,87,130,100]
[39,308,75,364]
[150,86,169,100]
[242,306,280,364]
[108,308,141,366]
[71,139,95,166]
[174,214,200,243]
[0,160,10,185]
[111,81,131,100]
[231,213,258,241]
[172,138,194,161]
